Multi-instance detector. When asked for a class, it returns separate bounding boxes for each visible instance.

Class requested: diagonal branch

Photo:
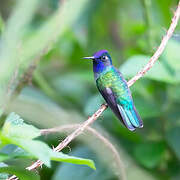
[40,124,126,180]
[26,104,108,171]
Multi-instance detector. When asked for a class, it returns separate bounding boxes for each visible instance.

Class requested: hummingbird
[84,50,143,131]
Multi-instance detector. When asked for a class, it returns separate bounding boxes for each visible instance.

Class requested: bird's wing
[97,86,136,131]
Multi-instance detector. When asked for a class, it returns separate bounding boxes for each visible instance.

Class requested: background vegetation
[0,0,180,179]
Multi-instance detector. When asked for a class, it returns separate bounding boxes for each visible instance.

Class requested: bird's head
[84,50,112,73]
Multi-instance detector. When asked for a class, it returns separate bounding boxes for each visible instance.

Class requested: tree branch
[40,124,126,180]
[26,104,108,171]
[8,1,180,179]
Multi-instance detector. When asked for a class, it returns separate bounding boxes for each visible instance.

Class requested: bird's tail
[118,105,143,131]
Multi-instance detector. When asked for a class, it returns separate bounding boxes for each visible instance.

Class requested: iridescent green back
[96,67,132,105]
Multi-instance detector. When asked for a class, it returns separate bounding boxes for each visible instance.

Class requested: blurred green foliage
[0,112,95,170]
[0,0,180,179]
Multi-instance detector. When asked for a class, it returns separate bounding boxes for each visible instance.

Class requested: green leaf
[84,94,103,116]
[0,147,34,162]
[133,95,161,118]
[167,85,180,103]
[0,153,10,162]
[120,55,176,83]
[10,139,51,167]
[52,147,115,180]
[0,112,95,168]
[162,39,180,81]
[163,40,180,71]
[166,127,180,160]
[0,112,50,166]
[50,151,96,170]
[133,142,166,168]
[9,147,34,159]
[0,166,40,180]
[8,138,96,169]
[52,73,91,106]
[2,112,41,140]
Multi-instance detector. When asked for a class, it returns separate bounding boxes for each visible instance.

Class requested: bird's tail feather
[118,105,143,131]
[131,105,143,128]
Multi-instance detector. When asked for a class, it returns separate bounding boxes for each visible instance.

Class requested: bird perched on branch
[84,50,143,131]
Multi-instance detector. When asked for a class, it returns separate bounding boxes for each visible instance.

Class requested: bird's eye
[102,56,107,60]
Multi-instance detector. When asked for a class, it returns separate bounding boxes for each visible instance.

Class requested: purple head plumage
[84,49,113,74]
[83,49,110,60]
[93,49,109,59]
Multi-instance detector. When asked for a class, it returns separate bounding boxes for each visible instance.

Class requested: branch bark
[40,124,126,180]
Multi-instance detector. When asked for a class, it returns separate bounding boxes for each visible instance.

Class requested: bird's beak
[83,56,94,60]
